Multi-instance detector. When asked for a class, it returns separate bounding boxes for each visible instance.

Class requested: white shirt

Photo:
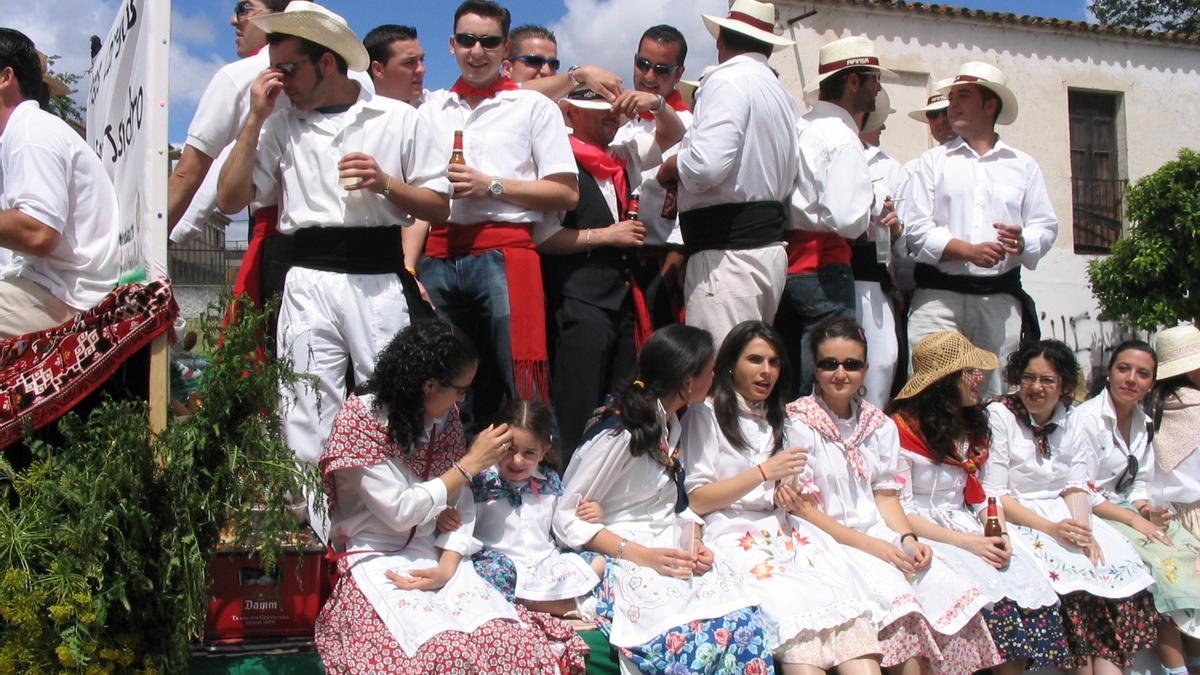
[1074,390,1152,504]
[611,110,693,247]
[790,101,871,238]
[471,468,561,567]
[866,145,905,220]
[983,402,1094,503]
[1,100,119,310]
[904,136,1058,276]
[1155,446,1200,505]
[253,85,449,234]
[418,88,576,226]
[676,53,799,212]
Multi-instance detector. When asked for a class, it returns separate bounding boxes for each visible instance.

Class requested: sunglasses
[1114,454,1139,495]
[634,56,680,77]
[815,357,866,372]
[513,54,560,72]
[925,109,947,120]
[234,1,258,18]
[454,32,505,50]
[273,61,305,77]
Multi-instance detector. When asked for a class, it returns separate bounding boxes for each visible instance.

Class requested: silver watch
[488,177,504,198]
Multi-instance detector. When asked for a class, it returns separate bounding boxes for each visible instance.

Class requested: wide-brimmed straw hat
[804,36,895,101]
[703,0,794,51]
[1155,324,1200,380]
[895,331,999,400]
[938,61,1018,125]
[562,87,612,111]
[37,50,71,98]
[251,1,369,72]
[907,77,954,122]
[678,64,717,109]
[862,87,894,133]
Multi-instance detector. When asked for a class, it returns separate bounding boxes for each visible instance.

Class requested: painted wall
[771,1,1199,382]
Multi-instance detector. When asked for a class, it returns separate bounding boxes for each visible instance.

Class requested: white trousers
[854,280,897,409]
[0,276,78,338]
[684,244,786,349]
[907,288,1020,398]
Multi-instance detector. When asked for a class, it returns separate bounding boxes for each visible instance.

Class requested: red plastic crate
[204,545,329,643]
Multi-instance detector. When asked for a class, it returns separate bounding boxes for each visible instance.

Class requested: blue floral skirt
[982,599,1069,669]
[472,547,519,603]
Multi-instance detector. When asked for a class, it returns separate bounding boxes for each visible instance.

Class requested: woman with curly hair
[984,339,1156,675]
[889,331,1068,673]
[553,324,776,675]
[315,320,587,673]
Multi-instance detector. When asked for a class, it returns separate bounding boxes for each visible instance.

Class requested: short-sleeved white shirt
[1,101,119,310]
[417,88,576,226]
[790,101,872,237]
[610,111,693,247]
[252,85,449,234]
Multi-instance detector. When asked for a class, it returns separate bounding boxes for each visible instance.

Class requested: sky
[11,0,1095,144]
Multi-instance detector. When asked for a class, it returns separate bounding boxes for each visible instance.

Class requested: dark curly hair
[888,372,991,462]
[711,321,790,454]
[1003,339,1080,404]
[363,319,478,450]
[494,399,561,471]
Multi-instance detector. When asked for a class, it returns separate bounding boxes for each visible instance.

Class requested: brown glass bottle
[449,130,466,165]
[626,196,640,221]
[983,497,1003,537]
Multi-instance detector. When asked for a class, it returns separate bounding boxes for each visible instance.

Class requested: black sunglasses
[273,61,305,76]
[513,54,560,71]
[925,109,947,120]
[634,55,679,77]
[815,357,867,372]
[454,32,505,50]
[234,1,257,18]
[1114,454,1139,495]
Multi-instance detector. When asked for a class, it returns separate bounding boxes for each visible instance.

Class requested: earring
[857,385,867,397]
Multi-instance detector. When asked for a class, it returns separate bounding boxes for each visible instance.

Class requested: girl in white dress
[777,317,1000,675]
[984,338,1157,675]
[888,330,1068,673]
[554,325,776,675]
[683,320,886,675]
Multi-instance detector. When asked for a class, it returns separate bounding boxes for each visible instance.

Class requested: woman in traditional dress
[889,330,1069,673]
[1076,338,1200,674]
[315,320,586,673]
[778,316,1000,675]
[984,338,1157,675]
[553,324,775,675]
[682,320,886,675]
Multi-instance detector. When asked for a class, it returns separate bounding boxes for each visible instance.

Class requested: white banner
[86,0,170,284]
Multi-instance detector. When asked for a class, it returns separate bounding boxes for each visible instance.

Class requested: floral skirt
[473,547,520,602]
[982,598,1069,669]
[1103,505,1200,638]
[1057,590,1159,669]
[877,611,1001,675]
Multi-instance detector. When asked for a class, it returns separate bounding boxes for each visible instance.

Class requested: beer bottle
[449,130,466,165]
[626,196,640,222]
[983,496,1003,537]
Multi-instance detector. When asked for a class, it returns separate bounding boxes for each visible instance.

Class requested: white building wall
[771,1,1200,380]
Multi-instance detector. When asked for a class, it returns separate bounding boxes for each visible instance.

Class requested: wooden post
[149,333,169,433]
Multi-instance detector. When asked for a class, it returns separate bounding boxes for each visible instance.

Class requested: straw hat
[803,36,895,102]
[862,87,894,133]
[251,1,369,72]
[37,50,71,98]
[1155,324,1200,380]
[678,64,717,109]
[894,331,999,400]
[907,77,954,122]
[938,61,1018,125]
[702,0,794,51]
[562,87,612,111]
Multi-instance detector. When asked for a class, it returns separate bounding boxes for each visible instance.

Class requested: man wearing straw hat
[776,35,884,396]
[655,0,797,347]
[907,77,957,148]
[905,61,1058,397]
[217,1,450,474]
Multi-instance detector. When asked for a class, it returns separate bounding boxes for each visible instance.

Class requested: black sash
[679,201,786,254]
[914,263,1041,346]
[850,239,893,292]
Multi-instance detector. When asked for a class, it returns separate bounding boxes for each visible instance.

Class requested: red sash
[893,413,989,506]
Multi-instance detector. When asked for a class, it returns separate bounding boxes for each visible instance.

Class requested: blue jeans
[420,250,514,431]
[774,263,856,398]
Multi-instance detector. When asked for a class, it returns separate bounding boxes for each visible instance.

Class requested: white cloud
[169,43,228,108]
[551,0,728,87]
[172,10,220,47]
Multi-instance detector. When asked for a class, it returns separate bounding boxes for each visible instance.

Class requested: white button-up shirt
[611,110,693,247]
[418,88,576,226]
[1074,390,1152,504]
[983,402,1094,503]
[676,53,799,213]
[252,85,448,234]
[904,136,1058,276]
[790,101,872,238]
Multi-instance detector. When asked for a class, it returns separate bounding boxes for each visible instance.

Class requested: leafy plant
[1089,0,1200,35]
[0,296,320,673]
[1088,147,1200,331]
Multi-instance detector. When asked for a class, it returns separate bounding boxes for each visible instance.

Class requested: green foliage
[1088,148,1200,330]
[1089,0,1200,34]
[0,297,320,673]
[42,54,86,128]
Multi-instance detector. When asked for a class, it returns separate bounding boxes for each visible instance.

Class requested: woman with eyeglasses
[777,317,1001,675]
[1076,338,1200,674]
[887,330,1069,674]
[984,339,1157,675]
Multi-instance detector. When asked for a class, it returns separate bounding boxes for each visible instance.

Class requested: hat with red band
[937,61,1018,125]
[702,0,794,51]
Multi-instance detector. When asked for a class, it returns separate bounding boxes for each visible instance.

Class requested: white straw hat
[939,61,1018,125]
[252,1,369,72]
[803,36,895,101]
[895,331,999,400]
[862,87,894,133]
[562,87,612,111]
[1155,324,1200,380]
[907,77,954,122]
[678,64,718,109]
[703,0,794,51]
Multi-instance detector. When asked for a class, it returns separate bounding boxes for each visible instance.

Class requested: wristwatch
[488,177,504,198]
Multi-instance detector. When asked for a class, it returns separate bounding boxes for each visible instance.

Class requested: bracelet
[757,464,768,482]
[899,532,919,546]
[585,228,592,256]
[567,65,582,88]
[451,461,473,481]
[652,94,664,112]
[616,538,627,560]
[382,175,393,196]
[405,265,418,278]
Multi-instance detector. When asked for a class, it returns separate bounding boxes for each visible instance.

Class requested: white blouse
[983,401,1093,503]
[1074,390,1152,504]
[682,401,779,526]
[898,451,971,513]
[473,468,561,567]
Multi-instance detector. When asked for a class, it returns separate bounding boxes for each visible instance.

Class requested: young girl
[776,317,1001,675]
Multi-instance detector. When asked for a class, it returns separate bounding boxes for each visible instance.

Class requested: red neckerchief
[450,75,520,100]
[893,412,989,506]
[569,136,630,217]
[638,89,690,121]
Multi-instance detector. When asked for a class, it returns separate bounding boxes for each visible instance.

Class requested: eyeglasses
[1114,454,1139,495]
[1019,373,1060,389]
[441,380,472,395]
[634,56,680,77]
[454,33,505,50]
[234,1,260,18]
[513,54,560,72]
[815,357,866,372]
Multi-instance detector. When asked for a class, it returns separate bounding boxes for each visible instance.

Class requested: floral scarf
[787,395,887,482]
[471,467,563,507]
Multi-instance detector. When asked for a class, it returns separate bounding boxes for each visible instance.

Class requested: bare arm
[688,447,807,516]
[610,90,685,150]
[216,68,282,214]
[520,64,623,102]
[0,210,59,257]
[447,166,578,211]
[537,219,645,255]
[403,220,431,270]
[167,145,215,231]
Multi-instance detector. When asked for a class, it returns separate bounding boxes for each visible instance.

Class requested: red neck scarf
[893,412,989,506]
[639,89,690,121]
[450,75,520,101]
[569,136,630,217]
